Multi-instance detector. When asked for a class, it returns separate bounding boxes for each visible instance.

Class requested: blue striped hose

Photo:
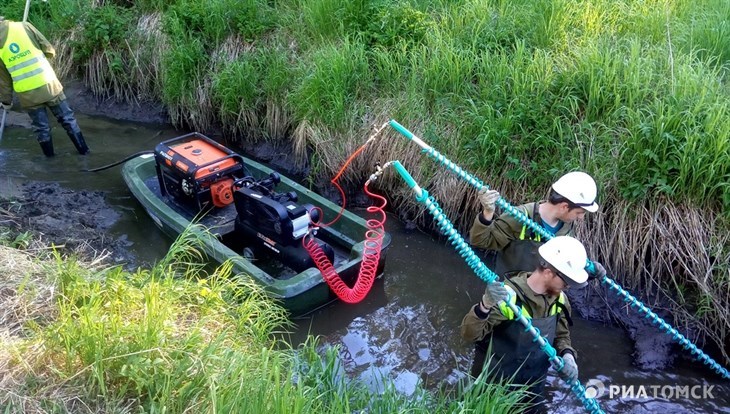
[388,119,730,380]
[392,161,605,414]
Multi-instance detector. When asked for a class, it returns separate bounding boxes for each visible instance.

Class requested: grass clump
[289,39,372,130]
[1,226,525,413]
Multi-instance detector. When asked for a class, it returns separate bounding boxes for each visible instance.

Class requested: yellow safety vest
[498,285,565,320]
[1,22,57,92]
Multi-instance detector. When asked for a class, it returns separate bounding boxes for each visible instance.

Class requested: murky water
[1,114,728,413]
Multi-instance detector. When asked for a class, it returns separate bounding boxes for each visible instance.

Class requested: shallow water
[1,114,728,413]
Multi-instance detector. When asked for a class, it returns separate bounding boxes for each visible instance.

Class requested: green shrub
[367,2,434,49]
[74,4,135,63]
[163,0,275,44]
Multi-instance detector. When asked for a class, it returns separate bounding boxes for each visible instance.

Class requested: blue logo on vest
[9,43,20,53]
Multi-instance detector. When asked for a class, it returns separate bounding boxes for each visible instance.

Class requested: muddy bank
[0,182,136,266]
[63,79,169,125]
[2,78,168,129]
[568,284,679,371]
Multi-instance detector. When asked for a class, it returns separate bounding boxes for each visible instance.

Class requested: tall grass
[212,46,294,140]
[1,227,524,413]
[288,39,372,130]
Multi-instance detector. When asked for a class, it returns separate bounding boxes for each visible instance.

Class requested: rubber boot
[69,131,90,155]
[39,140,54,157]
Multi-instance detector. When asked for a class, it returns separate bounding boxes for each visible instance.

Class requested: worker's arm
[469,205,526,250]
[24,22,55,58]
[460,282,511,342]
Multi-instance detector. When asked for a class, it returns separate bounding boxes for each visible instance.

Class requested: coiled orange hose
[303,182,387,303]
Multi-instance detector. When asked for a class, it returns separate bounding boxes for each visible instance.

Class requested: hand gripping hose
[388,120,730,380]
[390,161,604,414]
[302,182,387,304]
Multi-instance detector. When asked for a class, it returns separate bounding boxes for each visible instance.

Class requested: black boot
[69,131,89,155]
[39,140,54,157]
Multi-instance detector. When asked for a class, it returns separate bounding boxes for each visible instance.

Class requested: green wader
[471,313,558,414]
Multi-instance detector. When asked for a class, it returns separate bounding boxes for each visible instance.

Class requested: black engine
[233,173,334,272]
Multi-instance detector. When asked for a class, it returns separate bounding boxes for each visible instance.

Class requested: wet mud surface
[0,182,136,266]
[568,285,677,371]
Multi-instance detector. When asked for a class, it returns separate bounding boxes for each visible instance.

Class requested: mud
[0,79,165,267]
[568,284,678,370]
[62,79,169,125]
[0,182,136,266]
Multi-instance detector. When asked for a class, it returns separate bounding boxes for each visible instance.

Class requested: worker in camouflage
[461,236,590,414]
[470,171,605,279]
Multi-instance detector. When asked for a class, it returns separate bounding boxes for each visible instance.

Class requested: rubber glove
[588,261,607,281]
[478,188,500,215]
[560,353,579,382]
[481,282,509,309]
[1,102,11,111]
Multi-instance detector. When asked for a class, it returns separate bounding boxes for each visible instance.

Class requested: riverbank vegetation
[0,0,727,363]
[0,227,525,413]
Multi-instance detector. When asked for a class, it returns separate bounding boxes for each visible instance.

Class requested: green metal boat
[122,141,390,315]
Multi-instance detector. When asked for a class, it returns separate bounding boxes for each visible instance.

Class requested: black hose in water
[81,150,155,172]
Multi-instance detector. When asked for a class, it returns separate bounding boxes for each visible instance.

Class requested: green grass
[0,226,524,413]
[288,39,372,130]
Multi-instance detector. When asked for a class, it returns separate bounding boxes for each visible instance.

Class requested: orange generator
[154,133,246,210]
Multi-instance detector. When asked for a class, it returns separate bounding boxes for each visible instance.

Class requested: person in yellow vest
[0,17,89,156]
[470,171,606,280]
[461,236,589,414]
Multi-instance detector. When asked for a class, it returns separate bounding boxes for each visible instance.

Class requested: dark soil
[2,79,168,128]
[62,79,169,124]
[568,283,678,370]
[0,182,136,266]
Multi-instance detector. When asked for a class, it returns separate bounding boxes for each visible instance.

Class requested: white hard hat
[551,171,599,212]
[538,236,588,288]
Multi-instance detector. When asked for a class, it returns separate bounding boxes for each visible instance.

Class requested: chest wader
[493,203,544,279]
[486,314,557,387]
[494,238,542,279]
[474,314,558,414]
[471,281,568,413]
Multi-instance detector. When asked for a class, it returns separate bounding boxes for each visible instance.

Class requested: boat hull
[122,153,390,315]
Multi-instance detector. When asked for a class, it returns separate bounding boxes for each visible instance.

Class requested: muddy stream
[0,111,727,413]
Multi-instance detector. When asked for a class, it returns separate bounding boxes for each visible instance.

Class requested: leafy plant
[73,4,134,63]
[0,227,32,249]
[367,2,434,49]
